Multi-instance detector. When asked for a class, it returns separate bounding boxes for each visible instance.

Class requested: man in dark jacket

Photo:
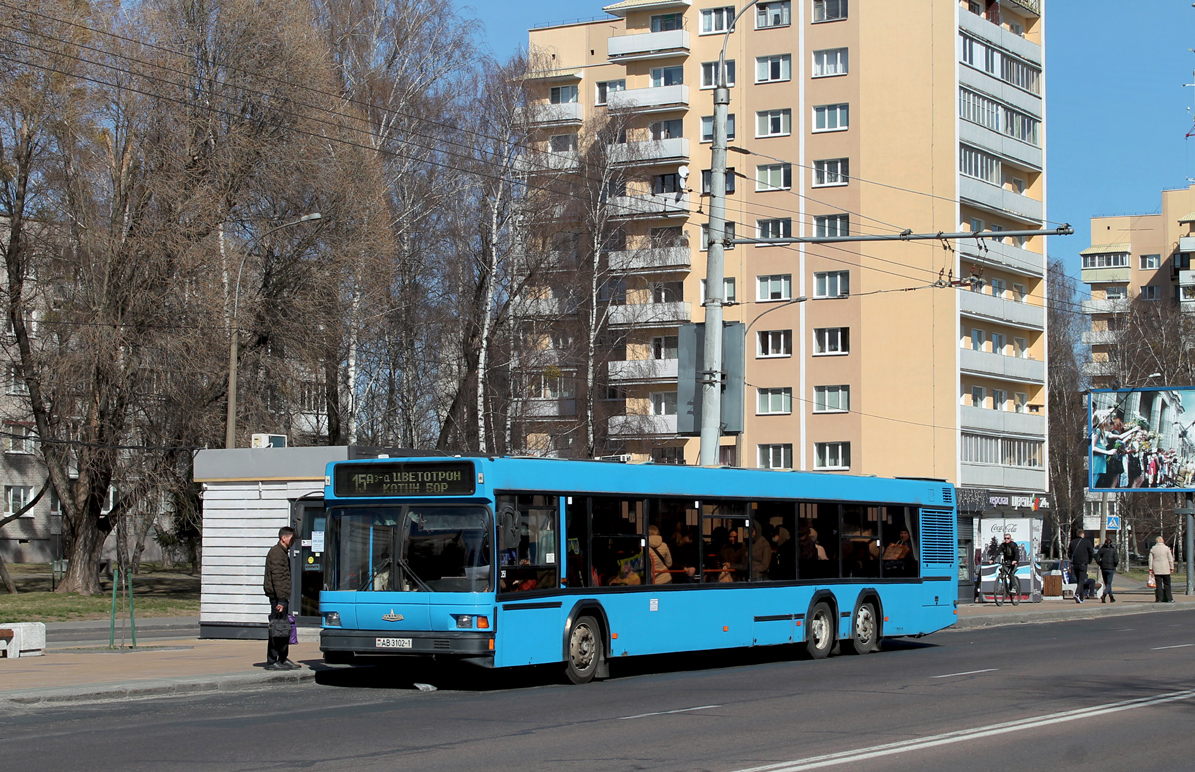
[263,526,298,670]
[1096,538,1119,603]
[1069,529,1096,604]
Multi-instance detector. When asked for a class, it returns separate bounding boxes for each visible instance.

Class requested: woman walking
[1096,537,1118,603]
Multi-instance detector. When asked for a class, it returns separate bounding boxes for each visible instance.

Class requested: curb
[0,668,315,709]
[951,601,1194,631]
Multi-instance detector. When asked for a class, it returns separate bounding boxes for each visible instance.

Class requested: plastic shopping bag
[288,613,299,645]
[1147,570,1156,589]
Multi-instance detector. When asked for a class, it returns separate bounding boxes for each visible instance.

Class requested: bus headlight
[452,614,473,629]
[322,611,341,627]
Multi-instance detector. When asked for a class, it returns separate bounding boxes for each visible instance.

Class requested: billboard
[975,517,1042,602]
[1089,388,1195,492]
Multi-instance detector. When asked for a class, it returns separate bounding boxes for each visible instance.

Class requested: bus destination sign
[334,461,476,497]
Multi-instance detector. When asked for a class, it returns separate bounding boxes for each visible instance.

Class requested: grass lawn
[1124,566,1188,585]
[0,563,200,622]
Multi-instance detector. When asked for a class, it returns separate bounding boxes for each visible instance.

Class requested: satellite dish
[677,165,690,183]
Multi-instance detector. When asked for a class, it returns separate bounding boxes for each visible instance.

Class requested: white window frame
[756,1,791,28]
[960,145,1001,185]
[813,103,849,132]
[992,388,1007,411]
[971,328,986,352]
[651,66,684,87]
[1141,254,1161,270]
[700,114,737,142]
[756,54,792,83]
[814,271,849,298]
[813,48,848,77]
[1105,286,1128,300]
[700,277,737,303]
[756,109,792,138]
[701,60,736,89]
[652,335,679,360]
[1012,283,1027,302]
[4,423,33,454]
[757,274,793,301]
[5,485,33,517]
[813,215,848,239]
[1141,285,1161,301]
[758,443,793,470]
[757,387,793,415]
[595,79,625,106]
[814,385,850,413]
[650,391,678,416]
[971,386,986,408]
[813,0,847,23]
[814,327,849,356]
[549,85,578,104]
[1081,252,1129,269]
[756,163,793,191]
[757,330,793,358]
[1014,337,1029,358]
[990,278,1006,298]
[700,222,736,251]
[991,332,1007,355]
[812,158,848,187]
[757,218,792,240]
[7,365,28,396]
[700,6,737,35]
[814,442,850,470]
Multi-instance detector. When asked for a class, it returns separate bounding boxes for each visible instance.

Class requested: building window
[701,6,737,34]
[960,33,978,67]
[8,365,27,396]
[550,85,578,104]
[959,88,1001,132]
[4,424,33,454]
[1105,286,1128,300]
[652,446,686,465]
[1002,55,1040,95]
[652,335,679,360]
[757,387,793,415]
[971,328,986,351]
[534,373,576,400]
[701,60,736,88]
[701,168,736,194]
[1005,108,1040,145]
[814,385,849,413]
[1012,283,1027,302]
[759,443,793,469]
[814,271,849,298]
[701,222,737,250]
[814,442,850,470]
[992,388,1007,410]
[1141,254,1161,269]
[595,79,625,105]
[756,109,792,137]
[651,281,683,303]
[814,214,848,238]
[757,218,792,240]
[1081,252,1129,269]
[651,13,684,31]
[651,66,684,87]
[756,1,791,28]
[5,485,33,516]
[758,330,793,358]
[650,119,683,140]
[813,0,847,22]
[970,386,986,408]
[812,158,848,187]
[756,54,792,83]
[700,114,737,142]
[757,163,793,190]
[700,277,738,303]
[653,172,682,194]
[960,145,1001,184]
[813,48,848,77]
[757,274,793,301]
[1015,392,1028,413]
[991,332,1006,355]
[813,103,849,132]
[1141,285,1161,301]
[990,278,1006,298]
[814,327,849,355]
[1014,337,1029,358]
[650,391,678,416]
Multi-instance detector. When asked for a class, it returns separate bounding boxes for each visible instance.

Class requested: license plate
[375,637,412,649]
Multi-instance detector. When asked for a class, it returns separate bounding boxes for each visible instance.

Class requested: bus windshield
[326,505,492,593]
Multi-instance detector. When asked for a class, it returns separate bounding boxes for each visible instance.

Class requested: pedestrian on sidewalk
[1069,529,1095,604]
[263,526,299,670]
[1149,536,1175,604]
[1096,537,1118,603]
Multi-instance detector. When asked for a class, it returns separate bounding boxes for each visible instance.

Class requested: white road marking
[930,668,998,679]
[1151,643,1195,650]
[728,689,1195,772]
[618,704,721,720]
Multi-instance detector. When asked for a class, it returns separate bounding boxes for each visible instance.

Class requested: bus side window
[799,502,839,580]
[841,505,880,578]
[753,500,796,581]
[591,497,644,586]
[881,505,918,578]
[497,494,560,594]
[565,497,591,588]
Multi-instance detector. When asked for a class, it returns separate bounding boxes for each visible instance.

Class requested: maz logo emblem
[382,610,404,622]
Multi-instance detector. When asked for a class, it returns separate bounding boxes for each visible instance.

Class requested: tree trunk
[0,552,16,594]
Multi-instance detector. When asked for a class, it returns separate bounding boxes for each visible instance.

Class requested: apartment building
[522,0,1048,556]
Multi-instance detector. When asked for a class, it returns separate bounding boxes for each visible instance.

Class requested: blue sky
[457,1,1195,289]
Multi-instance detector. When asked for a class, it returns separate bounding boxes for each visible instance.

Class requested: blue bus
[318,457,957,683]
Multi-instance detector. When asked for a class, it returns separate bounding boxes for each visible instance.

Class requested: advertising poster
[975,517,1042,602]
[1089,388,1195,492]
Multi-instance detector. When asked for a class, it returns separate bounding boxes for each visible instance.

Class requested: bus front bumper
[320,628,493,658]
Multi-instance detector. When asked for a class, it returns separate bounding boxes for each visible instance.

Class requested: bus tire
[565,615,602,684]
[850,601,879,655]
[805,602,834,660]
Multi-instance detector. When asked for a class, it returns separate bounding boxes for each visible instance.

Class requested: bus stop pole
[1185,493,1194,596]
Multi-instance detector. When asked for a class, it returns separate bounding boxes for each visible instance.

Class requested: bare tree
[1046,258,1088,555]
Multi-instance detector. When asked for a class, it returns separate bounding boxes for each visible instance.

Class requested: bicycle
[993,562,1020,606]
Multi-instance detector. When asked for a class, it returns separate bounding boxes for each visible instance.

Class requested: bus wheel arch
[849,591,883,655]
[804,592,837,660]
[563,601,610,682]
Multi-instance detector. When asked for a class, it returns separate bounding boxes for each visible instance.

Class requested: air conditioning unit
[597,454,633,463]
[250,433,288,449]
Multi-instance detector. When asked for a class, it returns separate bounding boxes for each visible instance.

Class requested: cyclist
[998,533,1019,598]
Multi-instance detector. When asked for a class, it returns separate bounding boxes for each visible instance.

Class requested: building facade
[522,0,1048,515]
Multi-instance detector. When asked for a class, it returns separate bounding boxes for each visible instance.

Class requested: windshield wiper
[397,555,433,592]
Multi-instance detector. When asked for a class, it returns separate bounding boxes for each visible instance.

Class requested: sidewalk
[4,585,1194,708]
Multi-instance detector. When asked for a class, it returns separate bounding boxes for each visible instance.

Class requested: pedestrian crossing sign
[1106,515,1121,530]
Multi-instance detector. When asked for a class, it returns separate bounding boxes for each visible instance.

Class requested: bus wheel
[565,615,602,684]
[805,602,834,660]
[850,602,879,655]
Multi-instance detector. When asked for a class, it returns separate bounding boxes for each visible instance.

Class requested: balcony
[959,239,1043,278]
[607,246,691,273]
[608,301,691,327]
[960,406,1045,437]
[959,66,1040,118]
[1080,298,1130,315]
[607,192,690,219]
[1081,330,1119,346]
[1081,360,1116,378]
[608,414,678,437]
[959,176,1043,223]
[960,348,1045,384]
[608,85,689,114]
[521,399,577,419]
[530,102,584,126]
[1080,266,1130,286]
[607,29,690,61]
[608,358,679,383]
[958,5,1041,65]
[958,121,1041,171]
[959,290,1044,330]
[612,137,690,165]
[522,298,576,318]
[960,463,1046,492]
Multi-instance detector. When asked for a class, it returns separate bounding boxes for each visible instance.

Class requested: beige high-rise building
[523,0,1048,550]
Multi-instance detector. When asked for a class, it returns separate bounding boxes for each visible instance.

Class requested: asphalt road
[4,610,1195,772]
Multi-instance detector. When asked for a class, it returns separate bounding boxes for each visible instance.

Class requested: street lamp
[225,212,322,449]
